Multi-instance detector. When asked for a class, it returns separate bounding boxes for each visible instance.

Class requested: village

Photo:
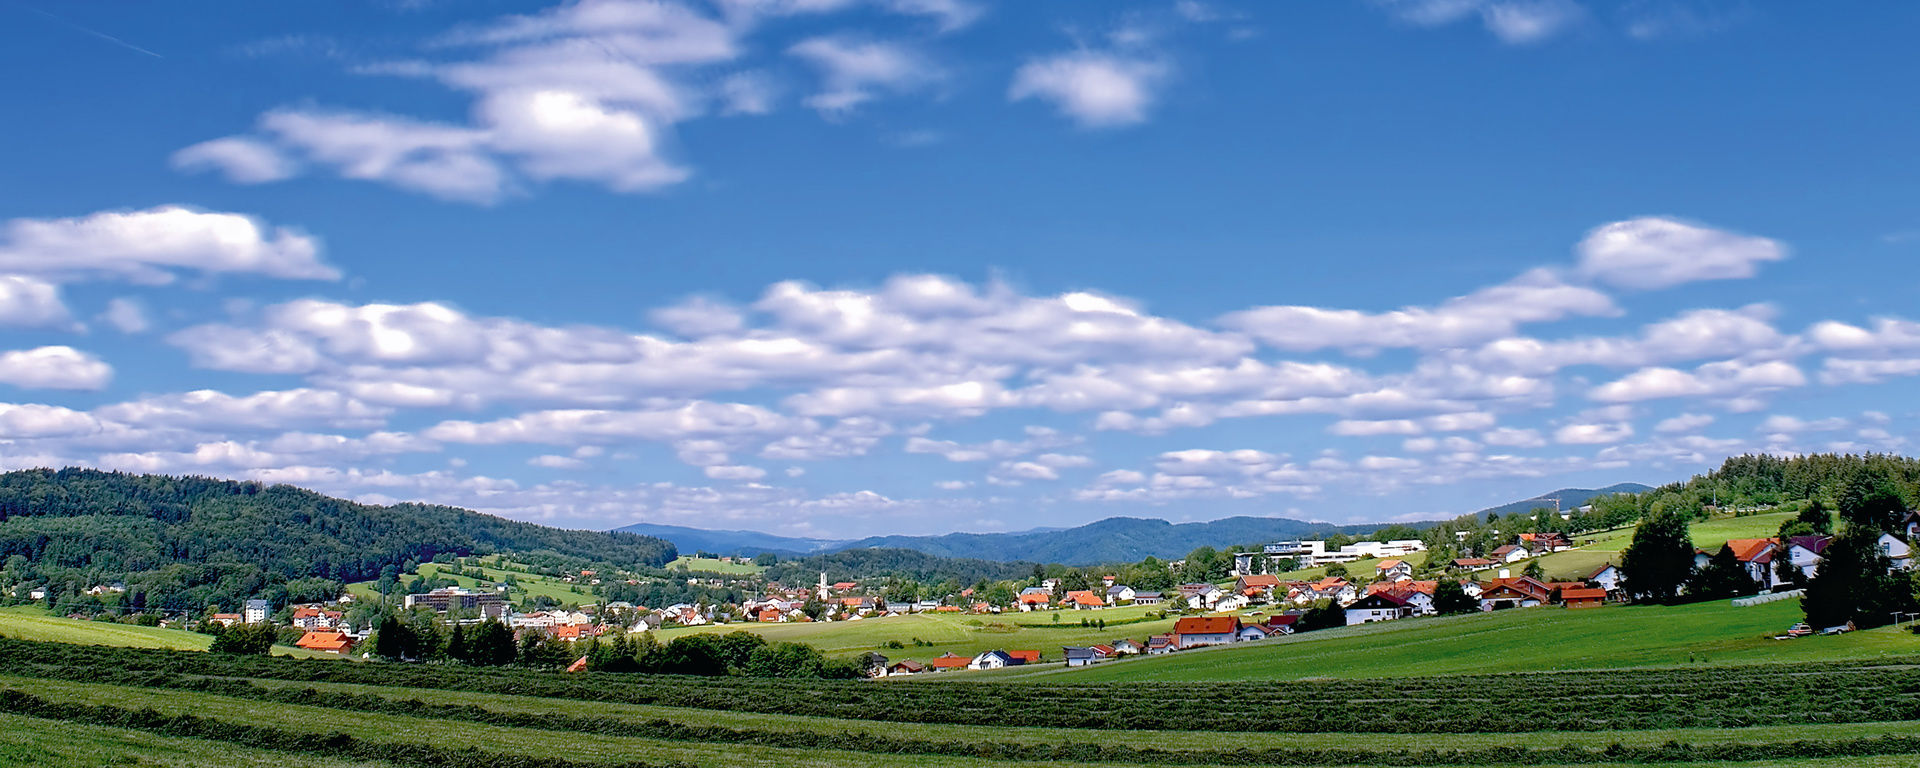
[156,510,1908,672]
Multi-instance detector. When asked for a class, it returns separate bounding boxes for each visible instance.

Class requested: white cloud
[789,36,935,114]
[529,454,587,469]
[1576,217,1786,290]
[1554,421,1634,444]
[1329,419,1423,436]
[705,464,767,480]
[996,460,1059,481]
[1009,51,1168,128]
[1479,0,1585,44]
[882,0,983,32]
[1222,269,1616,353]
[0,276,70,328]
[254,110,508,204]
[170,137,299,183]
[0,403,101,439]
[0,347,113,390]
[1481,427,1546,448]
[0,206,338,283]
[426,401,809,445]
[96,388,389,430]
[1653,412,1714,433]
[1759,414,1848,433]
[650,296,745,337]
[718,71,776,115]
[1589,359,1806,403]
[98,298,150,334]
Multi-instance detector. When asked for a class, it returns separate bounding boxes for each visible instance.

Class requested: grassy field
[1265,550,1433,582]
[1522,511,1800,579]
[345,560,593,605]
[656,602,1194,662]
[0,606,335,659]
[665,555,765,574]
[9,643,1920,768]
[989,597,1920,682]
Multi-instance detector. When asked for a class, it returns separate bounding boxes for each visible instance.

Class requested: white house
[1587,564,1623,593]
[1878,533,1913,571]
[1344,593,1411,625]
[243,599,270,624]
[1105,585,1136,604]
[1784,536,1830,579]
[969,650,1017,670]
[1212,593,1249,612]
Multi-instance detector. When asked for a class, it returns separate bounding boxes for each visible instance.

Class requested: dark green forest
[762,547,1038,586]
[0,468,675,614]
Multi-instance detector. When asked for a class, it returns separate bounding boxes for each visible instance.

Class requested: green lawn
[1527,511,1798,579]
[0,605,334,659]
[249,674,1920,755]
[992,598,1920,682]
[0,712,394,768]
[345,560,594,606]
[1264,550,1433,582]
[665,555,765,575]
[655,603,1202,663]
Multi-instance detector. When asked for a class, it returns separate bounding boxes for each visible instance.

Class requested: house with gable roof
[1344,592,1411,625]
[1374,559,1413,581]
[1172,616,1240,649]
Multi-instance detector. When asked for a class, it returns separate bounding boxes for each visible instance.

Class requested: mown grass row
[11,680,1920,768]
[8,637,1918,734]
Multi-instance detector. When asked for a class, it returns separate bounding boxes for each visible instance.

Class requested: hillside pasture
[991,597,1920,683]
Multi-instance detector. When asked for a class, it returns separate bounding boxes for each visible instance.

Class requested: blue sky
[2,0,1918,537]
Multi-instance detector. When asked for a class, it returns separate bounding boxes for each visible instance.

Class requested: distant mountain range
[616,482,1652,566]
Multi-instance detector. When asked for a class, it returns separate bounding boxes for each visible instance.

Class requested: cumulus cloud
[1222,269,1616,353]
[1654,412,1714,433]
[95,388,390,430]
[0,403,101,439]
[1576,217,1786,290]
[0,347,113,390]
[0,276,70,328]
[0,206,338,283]
[1554,422,1633,445]
[1009,51,1168,128]
[98,298,150,334]
[1589,359,1806,403]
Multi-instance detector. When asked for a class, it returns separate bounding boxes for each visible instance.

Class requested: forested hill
[761,548,1038,587]
[0,468,675,613]
[837,516,1388,566]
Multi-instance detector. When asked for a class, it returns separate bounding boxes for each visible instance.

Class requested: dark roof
[1788,535,1832,555]
[1348,592,1410,609]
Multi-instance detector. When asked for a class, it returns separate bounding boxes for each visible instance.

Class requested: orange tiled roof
[1725,538,1775,562]
[1007,649,1041,663]
[294,630,352,652]
[1173,616,1239,635]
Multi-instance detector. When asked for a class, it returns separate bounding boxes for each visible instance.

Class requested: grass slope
[665,555,764,575]
[345,560,594,606]
[0,712,393,768]
[0,606,332,659]
[996,598,1920,682]
[657,603,1185,662]
[1522,511,1800,579]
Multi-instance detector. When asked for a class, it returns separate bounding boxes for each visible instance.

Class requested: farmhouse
[1105,585,1136,604]
[927,653,972,671]
[1062,590,1106,610]
[1587,564,1623,594]
[888,660,926,676]
[1344,592,1411,625]
[1560,587,1607,609]
[1063,646,1102,667]
[1172,616,1241,649]
[293,630,354,654]
[1130,591,1163,606]
[969,650,1022,670]
[1375,559,1413,581]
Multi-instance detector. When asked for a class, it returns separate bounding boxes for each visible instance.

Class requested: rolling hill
[620,483,1652,566]
[612,522,846,558]
[1462,483,1653,521]
[0,468,677,614]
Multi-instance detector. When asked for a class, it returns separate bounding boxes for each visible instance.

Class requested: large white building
[1234,539,1426,574]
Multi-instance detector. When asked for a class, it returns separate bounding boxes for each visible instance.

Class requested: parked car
[1786,623,1812,637]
